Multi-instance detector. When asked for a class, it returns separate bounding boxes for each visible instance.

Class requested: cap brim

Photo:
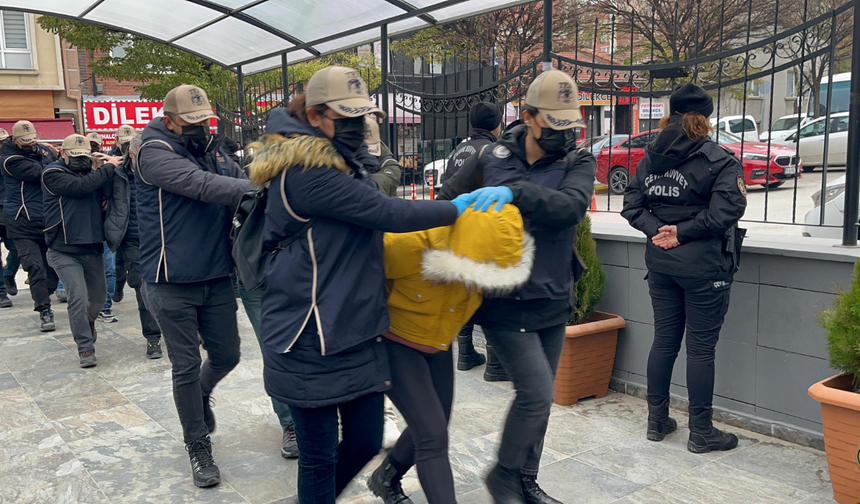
[540,108,584,131]
[178,110,217,123]
[66,149,91,157]
[17,134,38,144]
[328,98,386,119]
[117,135,135,142]
[367,142,381,156]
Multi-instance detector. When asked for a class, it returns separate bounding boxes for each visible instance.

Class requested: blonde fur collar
[248,134,349,185]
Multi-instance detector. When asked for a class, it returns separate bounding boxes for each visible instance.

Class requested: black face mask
[332,117,366,151]
[534,127,573,154]
[120,143,129,155]
[67,157,91,173]
[91,145,100,153]
[21,144,39,155]
[179,124,211,155]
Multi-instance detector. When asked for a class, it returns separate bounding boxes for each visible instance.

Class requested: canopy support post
[841,0,860,246]
[381,23,390,145]
[281,53,289,107]
[543,0,553,70]
[237,65,245,148]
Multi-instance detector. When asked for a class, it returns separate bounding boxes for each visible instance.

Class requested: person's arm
[505,150,595,228]
[621,160,665,238]
[438,153,483,201]
[137,142,252,206]
[289,167,457,233]
[42,164,116,198]
[370,158,402,197]
[675,157,747,243]
[3,155,44,183]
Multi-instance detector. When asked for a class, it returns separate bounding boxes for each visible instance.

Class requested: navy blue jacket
[253,108,458,407]
[137,119,252,283]
[1,138,53,239]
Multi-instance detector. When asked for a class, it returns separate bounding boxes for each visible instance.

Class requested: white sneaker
[382,416,401,450]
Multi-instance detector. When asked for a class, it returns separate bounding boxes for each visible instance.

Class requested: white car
[760,114,809,142]
[778,112,849,172]
[423,150,455,188]
[803,175,849,239]
[711,115,759,143]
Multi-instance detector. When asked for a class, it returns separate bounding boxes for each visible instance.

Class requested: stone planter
[808,374,860,504]
[554,311,626,406]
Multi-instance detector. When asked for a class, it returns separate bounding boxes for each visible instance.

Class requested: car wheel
[764,181,784,189]
[802,166,815,173]
[609,167,630,195]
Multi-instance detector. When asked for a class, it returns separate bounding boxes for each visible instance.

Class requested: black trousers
[15,238,58,312]
[119,239,160,341]
[646,271,731,431]
[115,246,127,290]
[385,340,455,504]
[142,277,241,443]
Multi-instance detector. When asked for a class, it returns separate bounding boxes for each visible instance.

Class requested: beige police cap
[164,84,216,123]
[86,132,103,146]
[307,66,385,119]
[525,70,583,130]
[62,134,92,158]
[364,115,381,156]
[0,128,8,141]
[116,125,137,143]
[12,121,38,144]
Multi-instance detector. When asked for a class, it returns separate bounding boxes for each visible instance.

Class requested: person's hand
[652,225,680,250]
[42,144,58,156]
[471,186,513,212]
[93,153,122,167]
[450,193,475,217]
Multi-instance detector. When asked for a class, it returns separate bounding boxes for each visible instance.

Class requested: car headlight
[742,153,770,162]
[811,184,845,207]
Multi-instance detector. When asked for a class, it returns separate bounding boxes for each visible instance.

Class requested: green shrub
[817,260,860,388]
[571,215,606,325]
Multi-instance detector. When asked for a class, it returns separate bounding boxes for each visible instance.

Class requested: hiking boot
[0,294,11,308]
[186,436,220,488]
[367,455,412,504]
[457,334,486,371]
[89,321,97,343]
[56,290,68,303]
[280,425,299,459]
[521,474,562,504]
[146,340,163,359]
[79,350,97,368]
[646,398,677,442]
[97,310,117,323]
[113,283,124,303]
[483,344,509,383]
[4,277,17,296]
[486,464,526,503]
[203,394,216,434]
[40,309,56,332]
[688,427,739,454]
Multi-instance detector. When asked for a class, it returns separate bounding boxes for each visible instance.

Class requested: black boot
[186,436,220,487]
[486,463,526,504]
[0,294,11,308]
[688,410,738,453]
[203,394,216,434]
[40,309,55,332]
[5,277,17,296]
[483,344,509,382]
[646,398,677,442]
[367,454,413,504]
[458,333,486,371]
[521,474,562,504]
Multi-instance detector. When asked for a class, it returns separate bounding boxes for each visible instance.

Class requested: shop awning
[0,118,75,144]
[2,0,534,74]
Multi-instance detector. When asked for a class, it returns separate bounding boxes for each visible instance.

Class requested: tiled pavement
[0,278,839,504]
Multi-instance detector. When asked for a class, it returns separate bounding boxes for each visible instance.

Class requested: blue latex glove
[471,186,513,212]
[451,193,475,216]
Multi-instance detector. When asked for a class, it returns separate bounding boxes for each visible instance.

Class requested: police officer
[110,125,138,304]
[1,121,60,331]
[42,135,121,368]
[86,132,104,154]
[440,70,595,504]
[137,84,252,488]
[621,82,747,454]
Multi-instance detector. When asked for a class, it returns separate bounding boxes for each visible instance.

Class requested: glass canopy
[2,0,532,74]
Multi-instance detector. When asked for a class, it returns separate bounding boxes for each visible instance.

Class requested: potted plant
[808,260,860,504]
[554,215,626,406]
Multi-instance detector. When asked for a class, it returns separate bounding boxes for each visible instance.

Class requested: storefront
[638,101,667,132]
[0,118,75,144]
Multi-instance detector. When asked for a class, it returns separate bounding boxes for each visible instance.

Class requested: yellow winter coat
[383,204,535,350]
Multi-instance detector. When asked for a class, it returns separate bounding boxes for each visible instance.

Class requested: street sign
[639,102,665,119]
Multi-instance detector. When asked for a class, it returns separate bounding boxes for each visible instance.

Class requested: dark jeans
[15,238,58,312]
[386,340,455,504]
[115,246,127,291]
[102,243,116,311]
[1,227,20,281]
[120,239,160,342]
[237,284,293,430]
[646,271,731,431]
[290,392,384,503]
[46,250,105,353]
[142,277,241,444]
[484,323,566,475]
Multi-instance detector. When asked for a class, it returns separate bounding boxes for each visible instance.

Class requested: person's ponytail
[659,112,713,141]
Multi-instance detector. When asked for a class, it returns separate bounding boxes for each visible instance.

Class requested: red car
[595,129,802,194]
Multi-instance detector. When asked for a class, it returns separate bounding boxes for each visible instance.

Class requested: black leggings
[385,340,456,504]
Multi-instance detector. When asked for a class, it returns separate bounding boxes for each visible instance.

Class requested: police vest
[41,161,104,248]
[1,153,46,222]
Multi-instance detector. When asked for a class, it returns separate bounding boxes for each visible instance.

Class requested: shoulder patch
[737,175,747,198]
[493,145,511,158]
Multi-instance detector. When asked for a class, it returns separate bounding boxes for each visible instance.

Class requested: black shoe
[647,417,677,441]
[40,309,56,332]
[98,310,117,323]
[521,474,562,504]
[186,436,221,488]
[113,284,124,303]
[367,455,413,504]
[483,344,510,382]
[203,395,216,434]
[79,350,97,368]
[4,277,17,296]
[688,427,739,454]
[457,335,487,371]
[56,290,68,303]
[89,321,97,343]
[486,464,526,504]
[280,424,299,459]
[146,340,163,359]
[0,294,11,308]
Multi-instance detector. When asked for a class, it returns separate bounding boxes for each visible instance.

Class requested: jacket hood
[645,115,711,174]
[247,108,348,185]
[420,205,535,295]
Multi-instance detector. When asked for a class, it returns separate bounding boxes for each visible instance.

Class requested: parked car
[711,115,760,143]
[596,129,801,194]
[760,114,810,143]
[422,149,455,188]
[778,112,849,172]
[803,175,848,239]
[580,134,629,156]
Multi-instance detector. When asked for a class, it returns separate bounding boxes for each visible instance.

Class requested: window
[771,117,800,132]
[0,11,32,69]
[799,120,826,138]
[625,134,654,149]
[831,117,849,133]
[728,119,756,134]
[786,71,796,98]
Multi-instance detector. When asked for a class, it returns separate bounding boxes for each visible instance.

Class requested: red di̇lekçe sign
[83,100,217,149]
